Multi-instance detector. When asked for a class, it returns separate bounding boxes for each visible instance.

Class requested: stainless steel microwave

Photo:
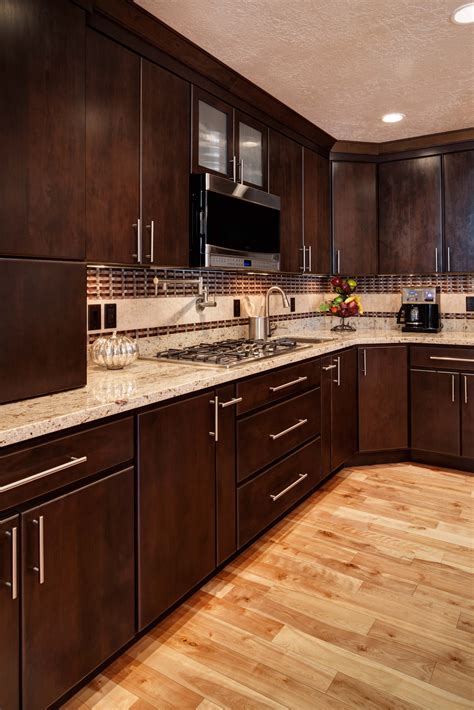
[190,174,281,271]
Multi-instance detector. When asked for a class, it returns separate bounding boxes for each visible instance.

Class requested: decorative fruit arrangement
[319,277,363,319]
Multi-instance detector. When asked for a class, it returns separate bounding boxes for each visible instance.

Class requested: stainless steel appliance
[190,173,281,271]
[145,338,311,369]
[396,287,442,333]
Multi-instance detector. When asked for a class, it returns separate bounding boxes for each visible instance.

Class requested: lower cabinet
[321,348,358,474]
[411,369,460,456]
[462,374,474,458]
[358,346,408,451]
[0,514,20,710]
[21,468,135,710]
[138,392,217,629]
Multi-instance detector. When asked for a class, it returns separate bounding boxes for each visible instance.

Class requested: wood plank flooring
[63,463,473,709]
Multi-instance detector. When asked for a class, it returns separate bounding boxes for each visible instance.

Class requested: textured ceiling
[136,0,474,142]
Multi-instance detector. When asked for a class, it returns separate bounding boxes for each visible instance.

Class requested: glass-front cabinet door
[193,88,233,177]
[236,112,268,190]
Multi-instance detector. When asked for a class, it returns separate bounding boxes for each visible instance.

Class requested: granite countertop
[1,330,473,448]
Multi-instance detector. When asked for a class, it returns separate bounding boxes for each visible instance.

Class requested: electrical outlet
[233,299,241,317]
[290,297,296,313]
[88,304,101,331]
[466,297,474,312]
[104,303,117,329]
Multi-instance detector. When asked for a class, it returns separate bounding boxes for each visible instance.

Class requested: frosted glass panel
[198,100,228,174]
[239,122,263,186]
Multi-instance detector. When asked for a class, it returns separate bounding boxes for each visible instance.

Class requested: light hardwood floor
[64,463,474,709]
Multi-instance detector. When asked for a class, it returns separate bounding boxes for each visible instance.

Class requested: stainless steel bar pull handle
[429,356,474,363]
[219,397,243,409]
[447,246,451,272]
[146,220,155,262]
[300,246,306,272]
[33,516,45,585]
[230,156,237,182]
[336,249,341,274]
[240,158,244,185]
[132,218,142,263]
[464,375,468,405]
[435,247,439,273]
[322,364,337,371]
[362,349,367,376]
[334,356,341,386]
[307,245,312,272]
[4,527,18,600]
[270,418,307,441]
[0,456,87,494]
[269,376,308,392]
[451,374,456,403]
[270,473,308,502]
[209,397,219,442]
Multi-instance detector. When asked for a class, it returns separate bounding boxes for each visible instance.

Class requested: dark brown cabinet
[358,346,408,451]
[269,130,303,272]
[0,0,85,260]
[462,374,474,458]
[192,88,234,178]
[216,384,238,565]
[0,260,86,404]
[235,111,269,190]
[332,162,378,275]
[142,60,190,267]
[411,369,460,456]
[138,393,217,629]
[22,468,135,710]
[443,150,474,273]
[321,348,358,474]
[379,156,442,274]
[304,149,330,273]
[0,514,20,710]
[86,30,140,265]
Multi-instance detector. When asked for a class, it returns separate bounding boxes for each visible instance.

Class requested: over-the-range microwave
[190,173,281,271]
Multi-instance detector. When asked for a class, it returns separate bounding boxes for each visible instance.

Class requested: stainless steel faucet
[264,286,290,338]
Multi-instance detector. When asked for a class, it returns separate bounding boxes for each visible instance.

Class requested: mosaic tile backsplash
[87,267,474,344]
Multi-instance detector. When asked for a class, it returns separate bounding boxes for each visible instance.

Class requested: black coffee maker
[396,287,442,333]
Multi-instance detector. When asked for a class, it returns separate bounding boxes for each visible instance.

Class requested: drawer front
[237,358,320,415]
[237,388,320,482]
[238,438,320,547]
[410,346,474,373]
[0,418,134,511]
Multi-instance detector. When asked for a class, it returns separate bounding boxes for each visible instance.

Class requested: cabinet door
[411,370,460,456]
[444,151,474,273]
[0,514,20,710]
[216,384,237,565]
[461,373,474,459]
[235,111,268,190]
[0,0,85,259]
[331,349,358,470]
[0,260,86,405]
[22,469,135,710]
[138,393,216,629]
[304,149,330,273]
[269,130,303,272]
[358,346,408,451]
[379,157,442,274]
[192,88,233,177]
[142,60,190,267]
[332,161,377,275]
[86,30,140,264]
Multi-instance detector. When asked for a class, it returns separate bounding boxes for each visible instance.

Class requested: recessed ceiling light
[382,112,406,123]
[451,3,474,24]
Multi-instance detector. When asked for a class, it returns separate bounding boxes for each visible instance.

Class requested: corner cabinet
[332,161,378,275]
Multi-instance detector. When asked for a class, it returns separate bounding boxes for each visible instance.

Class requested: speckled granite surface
[1,330,472,448]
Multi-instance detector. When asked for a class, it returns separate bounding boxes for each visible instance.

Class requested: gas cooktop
[145,338,312,369]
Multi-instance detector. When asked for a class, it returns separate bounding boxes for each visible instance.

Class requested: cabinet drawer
[237,358,320,415]
[237,388,320,482]
[410,346,474,373]
[0,418,134,511]
[238,438,320,547]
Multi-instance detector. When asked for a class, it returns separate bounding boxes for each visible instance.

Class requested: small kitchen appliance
[396,287,442,333]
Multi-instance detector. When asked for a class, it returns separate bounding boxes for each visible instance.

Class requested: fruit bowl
[319,277,363,331]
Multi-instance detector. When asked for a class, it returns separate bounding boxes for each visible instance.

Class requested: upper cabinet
[332,162,378,275]
[269,130,303,272]
[379,156,442,274]
[86,31,190,267]
[303,149,330,273]
[443,150,474,273]
[0,0,85,260]
[193,90,268,188]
